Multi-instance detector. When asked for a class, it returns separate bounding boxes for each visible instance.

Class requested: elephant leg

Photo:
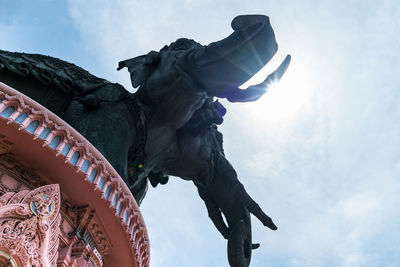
[235,183,277,231]
[197,187,229,239]
[213,152,277,231]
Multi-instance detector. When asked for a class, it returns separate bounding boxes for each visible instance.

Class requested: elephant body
[0,51,138,187]
[0,15,290,266]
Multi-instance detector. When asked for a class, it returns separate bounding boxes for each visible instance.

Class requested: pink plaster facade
[0,82,150,266]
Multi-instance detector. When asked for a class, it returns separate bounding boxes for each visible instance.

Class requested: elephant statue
[0,15,290,266]
[163,123,279,266]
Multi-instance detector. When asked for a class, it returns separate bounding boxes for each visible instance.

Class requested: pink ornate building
[0,82,150,266]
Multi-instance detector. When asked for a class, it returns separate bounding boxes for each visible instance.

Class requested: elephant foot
[262,216,277,231]
[250,204,278,230]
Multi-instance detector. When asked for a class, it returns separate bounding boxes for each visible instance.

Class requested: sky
[1,0,400,266]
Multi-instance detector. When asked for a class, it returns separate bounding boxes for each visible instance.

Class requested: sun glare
[240,54,313,126]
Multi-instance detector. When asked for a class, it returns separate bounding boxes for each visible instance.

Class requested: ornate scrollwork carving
[0,216,40,266]
[0,184,61,266]
[87,217,111,256]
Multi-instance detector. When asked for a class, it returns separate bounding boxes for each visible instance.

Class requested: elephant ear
[117,50,160,88]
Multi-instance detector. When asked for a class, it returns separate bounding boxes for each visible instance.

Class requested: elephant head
[118,14,291,110]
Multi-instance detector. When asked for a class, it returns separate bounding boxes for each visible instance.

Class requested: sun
[239,54,313,126]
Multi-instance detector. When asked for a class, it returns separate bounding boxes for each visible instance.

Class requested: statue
[0,15,290,266]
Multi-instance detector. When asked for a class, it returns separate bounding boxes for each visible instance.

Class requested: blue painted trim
[61,143,71,156]
[49,136,61,149]
[26,120,39,133]
[80,159,90,173]
[124,210,129,223]
[112,193,118,207]
[15,113,28,124]
[69,151,80,166]
[104,186,112,200]
[88,168,97,182]
[98,177,105,190]
[118,203,123,216]
[0,106,15,119]
[39,127,51,140]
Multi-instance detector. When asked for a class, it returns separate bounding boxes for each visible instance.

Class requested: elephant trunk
[182,15,278,98]
[208,153,277,266]
[208,155,257,267]
[226,207,253,267]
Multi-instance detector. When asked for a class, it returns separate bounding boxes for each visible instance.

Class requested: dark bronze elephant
[162,124,279,266]
[0,15,290,266]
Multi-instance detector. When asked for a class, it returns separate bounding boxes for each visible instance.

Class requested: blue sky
[1,1,400,266]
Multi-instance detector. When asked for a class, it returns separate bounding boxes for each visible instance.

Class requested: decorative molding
[0,82,150,266]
